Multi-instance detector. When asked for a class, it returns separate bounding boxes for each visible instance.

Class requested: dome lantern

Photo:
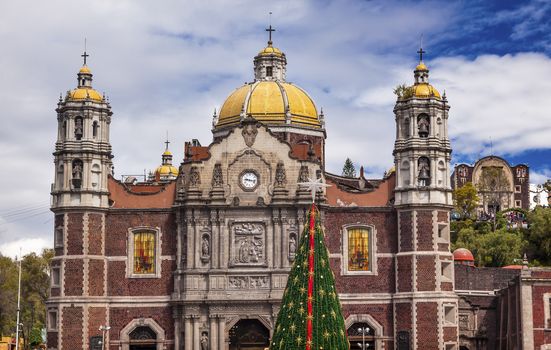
[154,138,179,182]
[253,24,287,81]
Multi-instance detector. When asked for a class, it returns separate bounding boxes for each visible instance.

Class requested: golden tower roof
[403,47,441,100]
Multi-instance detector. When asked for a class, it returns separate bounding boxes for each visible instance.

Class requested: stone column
[218,317,225,350]
[186,212,194,269]
[219,211,227,269]
[193,316,200,349]
[210,210,219,269]
[272,210,281,268]
[184,317,192,350]
[209,316,218,350]
[174,317,181,350]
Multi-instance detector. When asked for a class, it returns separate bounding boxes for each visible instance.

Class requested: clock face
[241,171,258,190]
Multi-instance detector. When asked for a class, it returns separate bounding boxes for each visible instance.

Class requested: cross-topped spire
[164,132,170,151]
[417,47,426,63]
[266,12,275,45]
[81,38,89,65]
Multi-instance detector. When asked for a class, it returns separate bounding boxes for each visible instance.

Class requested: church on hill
[46,28,551,350]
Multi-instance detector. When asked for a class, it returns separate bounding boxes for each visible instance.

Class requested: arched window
[400,160,410,187]
[266,66,273,77]
[92,121,99,138]
[402,117,410,138]
[133,231,156,274]
[417,114,430,138]
[436,117,443,138]
[74,116,83,140]
[347,227,370,272]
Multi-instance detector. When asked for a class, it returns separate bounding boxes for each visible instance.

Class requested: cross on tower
[266,12,275,45]
[417,47,426,63]
[165,134,170,151]
[81,38,89,65]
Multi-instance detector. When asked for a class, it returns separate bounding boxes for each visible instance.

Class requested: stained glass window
[348,228,370,271]
[134,231,155,274]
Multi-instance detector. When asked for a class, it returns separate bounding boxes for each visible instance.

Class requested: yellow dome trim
[258,45,283,57]
[415,63,428,71]
[281,83,317,119]
[216,81,321,129]
[69,88,103,101]
[162,150,172,156]
[219,85,250,121]
[247,81,285,116]
[155,165,179,177]
[79,65,92,74]
[411,83,441,99]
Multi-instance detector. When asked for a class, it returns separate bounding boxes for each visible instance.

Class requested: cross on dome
[417,47,426,63]
[266,12,275,45]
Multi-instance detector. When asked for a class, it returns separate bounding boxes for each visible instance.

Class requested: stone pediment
[176,122,321,205]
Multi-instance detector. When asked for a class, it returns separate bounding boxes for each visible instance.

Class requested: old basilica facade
[47,35,460,350]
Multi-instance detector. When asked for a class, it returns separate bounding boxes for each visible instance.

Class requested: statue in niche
[289,235,297,260]
[418,158,430,186]
[211,163,223,187]
[201,235,210,259]
[417,116,429,138]
[74,118,83,139]
[275,162,287,187]
[200,332,209,350]
[72,163,82,180]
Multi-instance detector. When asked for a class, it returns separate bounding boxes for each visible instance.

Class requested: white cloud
[0,237,52,259]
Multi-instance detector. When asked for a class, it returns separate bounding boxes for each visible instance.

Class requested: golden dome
[162,150,172,156]
[415,63,428,71]
[69,88,103,101]
[155,165,179,177]
[79,65,92,74]
[410,83,441,99]
[216,81,320,129]
[258,44,283,57]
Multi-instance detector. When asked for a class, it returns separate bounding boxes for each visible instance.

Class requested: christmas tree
[270,202,349,350]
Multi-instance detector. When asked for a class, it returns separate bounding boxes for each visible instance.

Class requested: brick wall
[416,255,436,291]
[443,326,457,342]
[395,302,412,337]
[331,257,395,293]
[67,213,84,255]
[416,302,439,349]
[109,306,174,341]
[399,211,413,251]
[88,213,103,255]
[47,331,58,348]
[416,210,433,251]
[61,306,83,349]
[64,259,84,296]
[343,303,394,337]
[397,256,412,292]
[88,259,105,296]
[88,307,107,341]
[107,260,175,296]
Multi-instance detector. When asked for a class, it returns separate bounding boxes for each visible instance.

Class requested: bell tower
[52,52,113,208]
[392,48,458,350]
[47,50,113,350]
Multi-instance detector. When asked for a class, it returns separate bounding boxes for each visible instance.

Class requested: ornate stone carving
[275,162,287,187]
[228,275,269,289]
[212,163,223,187]
[189,166,201,187]
[200,332,209,350]
[288,233,297,261]
[242,123,258,147]
[298,165,309,182]
[230,223,265,266]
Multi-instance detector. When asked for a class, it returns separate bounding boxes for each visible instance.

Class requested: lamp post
[356,326,370,350]
[99,325,111,350]
[15,253,22,350]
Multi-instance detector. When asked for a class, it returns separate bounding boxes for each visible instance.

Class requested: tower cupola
[253,24,287,81]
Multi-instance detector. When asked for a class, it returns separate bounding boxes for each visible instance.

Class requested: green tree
[527,207,551,264]
[454,227,526,267]
[270,205,348,349]
[453,182,480,220]
[342,158,356,178]
[0,255,18,336]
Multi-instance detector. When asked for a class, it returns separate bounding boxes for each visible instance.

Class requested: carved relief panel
[229,222,266,267]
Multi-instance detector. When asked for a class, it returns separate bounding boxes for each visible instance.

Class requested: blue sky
[0,0,550,257]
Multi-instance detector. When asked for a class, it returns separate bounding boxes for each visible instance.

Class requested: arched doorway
[129,326,156,350]
[229,319,270,350]
[348,322,376,349]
